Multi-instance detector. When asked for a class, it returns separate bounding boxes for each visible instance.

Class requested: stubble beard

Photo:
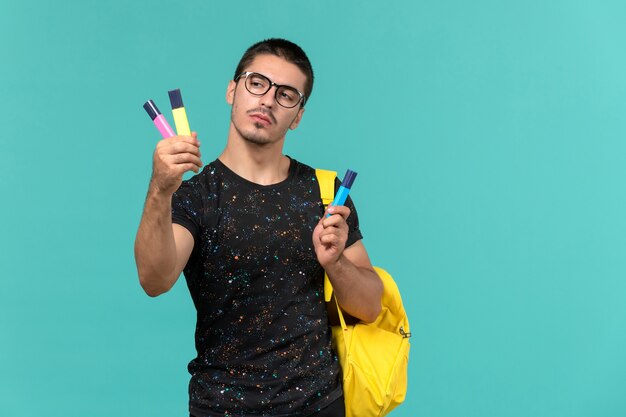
[231,105,282,147]
[233,121,272,146]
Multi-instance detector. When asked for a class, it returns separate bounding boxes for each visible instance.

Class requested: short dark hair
[234,38,314,105]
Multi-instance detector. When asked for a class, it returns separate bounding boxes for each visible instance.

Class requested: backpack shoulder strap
[315,168,337,208]
[314,169,347,328]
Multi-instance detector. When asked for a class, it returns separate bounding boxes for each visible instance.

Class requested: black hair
[234,38,314,105]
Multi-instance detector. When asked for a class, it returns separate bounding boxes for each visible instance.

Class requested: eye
[248,74,268,91]
[278,87,299,104]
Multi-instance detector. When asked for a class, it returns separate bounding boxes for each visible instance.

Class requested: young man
[134,38,383,417]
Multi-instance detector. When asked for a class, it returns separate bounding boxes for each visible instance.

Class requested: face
[226,54,307,146]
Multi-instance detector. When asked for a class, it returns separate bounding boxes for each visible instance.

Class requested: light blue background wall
[1,1,625,416]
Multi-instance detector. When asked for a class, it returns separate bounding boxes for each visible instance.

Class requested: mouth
[250,113,272,126]
[247,109,275,126]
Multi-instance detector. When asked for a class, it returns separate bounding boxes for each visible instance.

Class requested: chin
[241,131,274,146]
[233,119,284,146]
[243,136,271,146]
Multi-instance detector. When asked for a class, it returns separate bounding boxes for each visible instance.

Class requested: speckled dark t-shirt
[171,157,362,417]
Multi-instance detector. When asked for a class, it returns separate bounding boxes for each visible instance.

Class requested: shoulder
[174,159,222,200]
[287,156,334,182]
[288,156,313,172]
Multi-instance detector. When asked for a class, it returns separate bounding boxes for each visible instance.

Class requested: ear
[226,80,236,105]
[289,107,305,130]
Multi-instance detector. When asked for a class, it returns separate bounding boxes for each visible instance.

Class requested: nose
[259,85,278,108]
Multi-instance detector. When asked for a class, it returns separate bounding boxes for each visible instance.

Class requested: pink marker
[143,99,175,138]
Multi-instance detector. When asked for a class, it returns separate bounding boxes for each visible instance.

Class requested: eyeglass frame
[235,71,307,108]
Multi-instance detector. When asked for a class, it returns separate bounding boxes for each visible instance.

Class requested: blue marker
[327,169,358,217]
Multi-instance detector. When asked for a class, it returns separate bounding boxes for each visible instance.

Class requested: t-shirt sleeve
[171,179,203,242]
[334,177,363,248]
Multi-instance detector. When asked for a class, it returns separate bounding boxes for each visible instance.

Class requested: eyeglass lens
[245,73,302,108]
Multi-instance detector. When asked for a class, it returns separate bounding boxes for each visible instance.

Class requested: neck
[219,124,291,185]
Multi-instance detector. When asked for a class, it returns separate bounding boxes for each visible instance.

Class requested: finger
[320,232,346,247]
[167,153,203,168]
[324,205,351,219]
[168,141,202,157]
[172,162,202,175]
[322,213,350,229]
[174,135,202,149]
[166,134,201,148]
[190,132,201,146]
[319,225,348,242]
[156,140,201,161]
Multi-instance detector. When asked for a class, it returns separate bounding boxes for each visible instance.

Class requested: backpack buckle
[399,326,412,339]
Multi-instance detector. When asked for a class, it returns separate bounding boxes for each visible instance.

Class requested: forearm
[325,255,383,323]
[134,186,179,296]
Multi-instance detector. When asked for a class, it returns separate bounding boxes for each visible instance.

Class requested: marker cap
[341,169,358,189]
[143,100,161,120]
[168,89,184,109]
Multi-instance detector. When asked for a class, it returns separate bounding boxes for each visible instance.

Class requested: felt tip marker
[327,169,358,217]
[168,89,191,136]
[143,99,175,138]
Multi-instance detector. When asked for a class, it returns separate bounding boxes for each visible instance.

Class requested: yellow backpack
[316,169,411,417]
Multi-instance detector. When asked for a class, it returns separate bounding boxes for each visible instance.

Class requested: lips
[250,113,272,125]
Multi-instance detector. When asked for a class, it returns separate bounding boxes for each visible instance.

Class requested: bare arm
[313,206,383,322]
[134,193,195,296]
[134,134,203,296]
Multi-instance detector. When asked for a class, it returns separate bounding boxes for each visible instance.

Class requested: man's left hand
[312,205,351,268]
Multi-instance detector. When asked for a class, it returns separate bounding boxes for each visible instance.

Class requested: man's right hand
[150,132,203,195]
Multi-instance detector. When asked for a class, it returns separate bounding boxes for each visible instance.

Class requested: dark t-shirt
[171,157,362,416]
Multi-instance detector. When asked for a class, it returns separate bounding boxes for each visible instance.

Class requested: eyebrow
[247,70,304,92]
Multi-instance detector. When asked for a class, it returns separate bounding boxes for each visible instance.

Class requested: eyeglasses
[235,71,306,108]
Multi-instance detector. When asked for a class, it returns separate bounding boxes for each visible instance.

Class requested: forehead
[244,54,307,91]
